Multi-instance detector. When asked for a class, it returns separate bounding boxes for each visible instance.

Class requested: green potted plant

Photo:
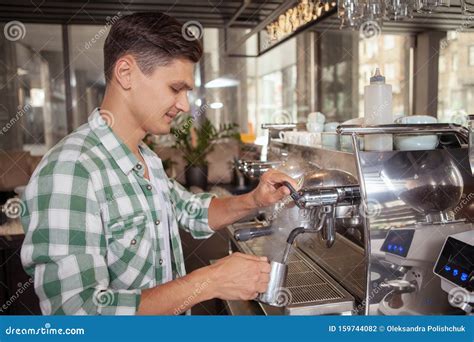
[171,115,239,190]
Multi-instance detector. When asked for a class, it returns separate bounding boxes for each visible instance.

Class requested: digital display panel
[434,236,473,291]
[380,229,415,258]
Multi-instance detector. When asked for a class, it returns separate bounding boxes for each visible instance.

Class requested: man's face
[129,58,194,135]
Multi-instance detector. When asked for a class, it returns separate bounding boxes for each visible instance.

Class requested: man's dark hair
[103,12,203,82]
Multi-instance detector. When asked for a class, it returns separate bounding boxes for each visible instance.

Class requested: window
[384,36,396,50]
[358,34,412,119]
[385,63,396,80]
[469,46,474,66]
[438,32,474,124]
[439,56,446,73]
[0,23,66,155]
[452,53,459,71]
[318,32,412,122]
[69,25,109,129]
[254,38,297,137]
[320,31,358,122]
[202,28,255,136]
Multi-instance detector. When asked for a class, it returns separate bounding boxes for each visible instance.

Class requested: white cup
[297,132,312,146]
[297,132,321,146]
[341,135,364,152]
[308,112,326,124]
[322,122,340,149]
[279,131,299,144]
[322,133,338,150]
[394,115,438,151]
[310,132,322,146]
[278,131,289,142]
[324,122,340,132]
[307,121,324,133]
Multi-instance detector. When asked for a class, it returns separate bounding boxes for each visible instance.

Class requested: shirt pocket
[105,214,154,289]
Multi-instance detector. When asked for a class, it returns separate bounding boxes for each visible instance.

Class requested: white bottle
[364,68,393,151]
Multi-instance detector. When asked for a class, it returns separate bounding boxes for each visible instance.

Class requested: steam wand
[280,210,327,264]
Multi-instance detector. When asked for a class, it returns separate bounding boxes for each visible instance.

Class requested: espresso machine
[376,151,472,315]
[230,128,364,315]
[226,121,474,316]
[434,230,474,314]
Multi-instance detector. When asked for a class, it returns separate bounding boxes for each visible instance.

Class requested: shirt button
[136,163,142,170]
[146,184,152,190]
[159,258,163,265]
[130,238,137,246]
[155,220,160,225]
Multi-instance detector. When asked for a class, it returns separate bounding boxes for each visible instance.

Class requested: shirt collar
[88,108,140,175]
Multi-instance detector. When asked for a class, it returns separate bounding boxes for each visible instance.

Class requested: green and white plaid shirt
[21,108,215,315]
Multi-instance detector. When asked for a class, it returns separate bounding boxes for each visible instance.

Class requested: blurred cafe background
[0,0,473,316]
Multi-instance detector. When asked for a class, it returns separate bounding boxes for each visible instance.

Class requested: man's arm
[21,160,273,315]
[137,252,270,315]
[208,169,298,231]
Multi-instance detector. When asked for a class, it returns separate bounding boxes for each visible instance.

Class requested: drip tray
[227,224,354,315]
[264,251,354,315]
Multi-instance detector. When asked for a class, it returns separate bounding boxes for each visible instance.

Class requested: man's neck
[100,87,145,157]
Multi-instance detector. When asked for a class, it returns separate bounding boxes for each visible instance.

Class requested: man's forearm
[207,192,258,231]
[137,266,214,315]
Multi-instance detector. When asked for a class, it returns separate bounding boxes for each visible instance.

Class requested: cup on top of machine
[322,122,340,150]
[394,115,439,151]
[307,112,326,133]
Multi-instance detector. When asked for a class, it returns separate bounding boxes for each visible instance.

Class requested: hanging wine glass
[338,0,365,28]
[461,0,474,14]
[415,0,441,13]
[361,0,385,26]
[385,0,414,20]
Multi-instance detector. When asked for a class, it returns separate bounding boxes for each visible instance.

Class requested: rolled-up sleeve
[166,178,216,239]
[20,161,141,315]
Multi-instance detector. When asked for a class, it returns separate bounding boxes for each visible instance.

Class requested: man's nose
[176,92,190,113]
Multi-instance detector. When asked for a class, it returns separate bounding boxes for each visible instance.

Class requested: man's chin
[148,125,171,136]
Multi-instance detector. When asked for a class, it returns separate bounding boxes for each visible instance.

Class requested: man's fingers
[265,171,299,190]
[236,252,266,262]
[258,261,272,273]
[280,186,290,196]
[259,272,271,284]
[257,282,269,293]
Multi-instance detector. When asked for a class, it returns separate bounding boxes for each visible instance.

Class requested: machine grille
[285,253,346,304]
[232,225,354,313]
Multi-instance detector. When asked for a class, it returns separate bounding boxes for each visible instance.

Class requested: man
[20,12,297,315]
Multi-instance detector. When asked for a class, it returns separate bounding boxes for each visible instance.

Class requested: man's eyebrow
[170,81,193,91]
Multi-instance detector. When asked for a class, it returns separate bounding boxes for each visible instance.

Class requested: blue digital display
[381,229,415,258]
[434,236,473,291]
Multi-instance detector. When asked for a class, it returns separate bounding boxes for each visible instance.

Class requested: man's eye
[170,87,180,93]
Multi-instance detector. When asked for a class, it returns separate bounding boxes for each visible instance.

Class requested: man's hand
[250,169,299,208]
[208,170,298,230]
[206,252,271,300]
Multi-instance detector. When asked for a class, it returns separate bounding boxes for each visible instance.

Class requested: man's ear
[113,55,136,90]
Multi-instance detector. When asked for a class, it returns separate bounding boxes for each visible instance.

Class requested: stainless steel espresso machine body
[227,122,474,316]
[338,124,474,315]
